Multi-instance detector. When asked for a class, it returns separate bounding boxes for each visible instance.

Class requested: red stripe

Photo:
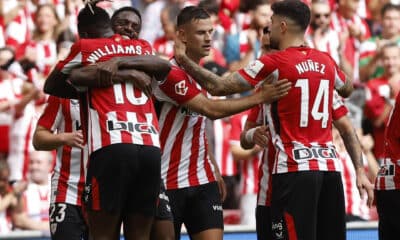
[159,107,178,152]
[308,159,318,170]
[326,159,335,171]
[342,155,353,214]
[203,134,215,182]
[167,115,188,189]
[188,119,202,186]
[77,149,85,206]
[252,156,259,193]
[56,100,73,203]
[284,212,298,240]
[91,177,100,210]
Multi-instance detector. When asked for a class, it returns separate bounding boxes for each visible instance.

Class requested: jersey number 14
[295,79,329,128]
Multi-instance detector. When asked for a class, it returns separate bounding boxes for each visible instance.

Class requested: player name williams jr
[87,44,151,63]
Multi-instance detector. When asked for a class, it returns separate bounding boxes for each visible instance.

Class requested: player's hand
[118,69,153,98]
[173,35,187,64]
[355,168,374,207]
[251,125,270,148]
[258,78,291,103]
[61,130,84,149]
[215,171,227,202]
[96,58,120,87]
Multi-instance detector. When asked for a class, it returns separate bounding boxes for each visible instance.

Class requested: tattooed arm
[333,116,374,207]
[174,38,253,96]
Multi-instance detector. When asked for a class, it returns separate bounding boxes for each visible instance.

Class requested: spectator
[153,4,178,59]
[364,42,400,162]
[12,150,51,231]
[23,4,60,78]
[359,3,400,82]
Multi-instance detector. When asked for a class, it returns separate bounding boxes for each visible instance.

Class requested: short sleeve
[37,96,63,131]
[55,40,83,74]
[237,55,276,87]
[158,66,202,105]
[332,91,348,121]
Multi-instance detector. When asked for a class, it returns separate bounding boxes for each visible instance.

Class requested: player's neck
[186,51,201,64]
[280,37,306,50]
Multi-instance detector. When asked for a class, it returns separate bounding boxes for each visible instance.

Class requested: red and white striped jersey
[329,11,371,84]
[5,7,33,58]
[253,90,348,206]
[305,28,340,64]
[55,34,160,154]
[23,181,50,222]
[154,58,216,190]
[337,151,370,220]
[375,93,400,190]
[238,47,347,174]
[153,37,174,59]
[229,111,261,195]
[37,96,86,206]
[25,40,58,77]
[213,118,237,176]
[364,77,392,159]
[0,76,36,181]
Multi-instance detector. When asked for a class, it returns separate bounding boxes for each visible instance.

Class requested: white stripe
[126,112,143,145]
[257,149,269,205]
[107,111,121,145]
[146,113,159,147]
[61,52,82,74]
[90,109,102,152]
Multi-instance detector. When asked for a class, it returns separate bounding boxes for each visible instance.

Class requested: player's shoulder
[167,59,190,79]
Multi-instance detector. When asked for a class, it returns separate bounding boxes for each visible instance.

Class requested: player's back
[260,47,344,173]
[266,47,338,144]
[57,34,160,153]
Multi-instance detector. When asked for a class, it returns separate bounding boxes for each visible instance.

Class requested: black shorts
[222,175,240,210]
[84,143,161,216]
[270,171,345,240]
[256,205,272,240]
[376,189,400,240]
[156,180,173,221]
[166,182,223,238]
[49,203,88,240]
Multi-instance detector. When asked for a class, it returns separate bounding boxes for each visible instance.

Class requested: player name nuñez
[295,60,325,75]
[88,44,148,63]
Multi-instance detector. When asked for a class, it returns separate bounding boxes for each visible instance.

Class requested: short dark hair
[77,4,111,36]
[381,3,400,18]
[111,6,142,25]
[271,0,310,31]
[177,6,210,27]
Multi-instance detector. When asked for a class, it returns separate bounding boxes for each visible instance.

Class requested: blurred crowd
[0,0,399,234]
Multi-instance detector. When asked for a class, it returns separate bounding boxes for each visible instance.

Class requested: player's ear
[280,21,287,34]
[177,28,187,44]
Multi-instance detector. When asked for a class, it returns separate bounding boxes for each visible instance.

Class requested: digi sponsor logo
[243,60,264,78]
[175,80,188,96]
[293,146,337,161]
[107,120,158,134]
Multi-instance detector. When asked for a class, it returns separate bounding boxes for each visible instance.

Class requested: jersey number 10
[113,83,148,105]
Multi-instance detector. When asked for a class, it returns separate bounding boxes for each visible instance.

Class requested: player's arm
[44,69,79,99]
[333,116,374,207]
[182,80,290,120]
[70,66,154,97]
[33,125,84,150]
[14,82,40,116]
[174,38,253,96]
[111,55,171,81]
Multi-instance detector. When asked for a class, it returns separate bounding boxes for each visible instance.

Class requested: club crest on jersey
[293,146,337,160]
[175,80,188,96]
[244,60,264,78]
[107,120,158,134]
